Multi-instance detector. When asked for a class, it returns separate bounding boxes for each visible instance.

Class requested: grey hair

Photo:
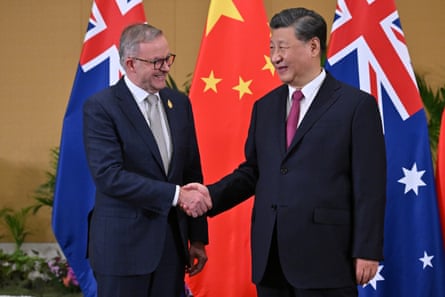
[119,23,163,66]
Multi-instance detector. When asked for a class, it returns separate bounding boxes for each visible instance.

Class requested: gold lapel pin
[167,99,173,109]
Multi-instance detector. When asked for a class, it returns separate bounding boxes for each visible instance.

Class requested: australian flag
[325,0,445,296]
[51,1,146,296]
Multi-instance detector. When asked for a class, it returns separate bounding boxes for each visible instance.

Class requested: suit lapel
[286,73,341,154]
[273,86,290,158]
[114,79,166,173]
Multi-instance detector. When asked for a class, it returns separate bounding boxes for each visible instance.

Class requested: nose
[160,61,171,71]
[270,50,282,66]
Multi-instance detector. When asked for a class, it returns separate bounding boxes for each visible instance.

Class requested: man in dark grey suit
[83,23,212,297]
[186,7,386,297]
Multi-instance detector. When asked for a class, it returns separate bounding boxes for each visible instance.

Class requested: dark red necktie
[286,90,304,148]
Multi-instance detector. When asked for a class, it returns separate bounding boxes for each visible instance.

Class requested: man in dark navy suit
[83,23,212,297]
[187,7,386,297]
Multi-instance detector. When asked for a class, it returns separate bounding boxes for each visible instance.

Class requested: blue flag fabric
[325,0,445,296]
[51,1,146,296]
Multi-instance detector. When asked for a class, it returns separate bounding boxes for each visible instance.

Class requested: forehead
[138,35,170,56]
[270,27,297,44]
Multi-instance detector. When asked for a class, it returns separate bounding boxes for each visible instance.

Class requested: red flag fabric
[186,0,280,296]
[436,110,445,247]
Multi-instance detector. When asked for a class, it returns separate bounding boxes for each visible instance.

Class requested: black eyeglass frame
[130,54,176,70]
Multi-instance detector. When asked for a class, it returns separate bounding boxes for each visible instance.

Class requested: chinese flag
[436,110,445,248]
[186,0,280,296]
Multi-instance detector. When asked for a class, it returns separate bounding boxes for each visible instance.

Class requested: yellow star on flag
[232,76,253,100]
[206,0,244,36]
[201,70,222,93]
[262,55,275,76]
[187,1,281,296]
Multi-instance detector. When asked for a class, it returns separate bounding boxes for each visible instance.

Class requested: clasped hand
[178,183,212,217]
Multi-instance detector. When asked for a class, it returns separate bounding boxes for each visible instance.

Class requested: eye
[150,58,162,64]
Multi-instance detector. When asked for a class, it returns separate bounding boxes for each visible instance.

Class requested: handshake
[178,183,212,218]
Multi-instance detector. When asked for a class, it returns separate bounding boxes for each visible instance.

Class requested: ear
[309,37,321,56]
[125,58,135,72]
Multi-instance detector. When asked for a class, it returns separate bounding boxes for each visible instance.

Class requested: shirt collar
[124,76,160,105]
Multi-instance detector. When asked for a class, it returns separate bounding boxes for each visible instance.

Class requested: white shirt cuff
[172,185,180,206]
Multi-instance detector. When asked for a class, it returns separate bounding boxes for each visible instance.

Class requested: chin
[280,78,292,85]
[154,82,166,90]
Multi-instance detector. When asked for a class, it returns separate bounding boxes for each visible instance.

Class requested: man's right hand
[178,183,212,217]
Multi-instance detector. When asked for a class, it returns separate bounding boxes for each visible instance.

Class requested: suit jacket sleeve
[181,97,208,244]
[83,89,175,216]
[351,92,386,260]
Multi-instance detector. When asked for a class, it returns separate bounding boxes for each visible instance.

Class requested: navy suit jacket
[208,73,386,288]
[83,78,208,275]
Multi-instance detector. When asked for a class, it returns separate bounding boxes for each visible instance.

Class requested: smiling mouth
[276,65,288,74]
[154,73,166,79]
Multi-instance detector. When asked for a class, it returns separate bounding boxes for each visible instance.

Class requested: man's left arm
[351,93,387,282]
[187,241,208,276]
[181,95,209,275]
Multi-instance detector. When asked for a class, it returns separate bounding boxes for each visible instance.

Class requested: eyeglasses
[131,54,176,70]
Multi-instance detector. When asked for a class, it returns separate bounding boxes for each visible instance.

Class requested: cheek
[285,50,300,63]
[291,51,311,68]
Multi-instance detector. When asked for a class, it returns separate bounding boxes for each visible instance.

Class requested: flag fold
[52,1,146,296]
[186,0,280,296]
[325,0,445,296]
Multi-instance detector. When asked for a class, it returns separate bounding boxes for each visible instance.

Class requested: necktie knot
[147,94,158,106]
[292,90,304,103]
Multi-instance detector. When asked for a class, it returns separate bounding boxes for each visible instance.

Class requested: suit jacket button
[280,167,288,174]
